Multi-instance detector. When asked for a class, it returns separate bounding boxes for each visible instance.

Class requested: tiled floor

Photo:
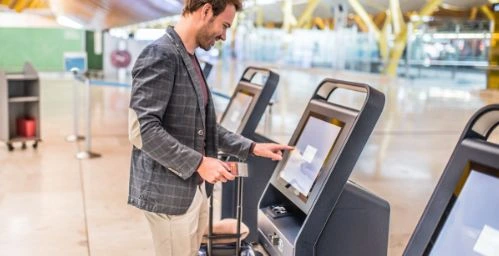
[0,61,498,256]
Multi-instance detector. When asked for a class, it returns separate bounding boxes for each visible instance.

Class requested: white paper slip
[230,111,240,122]
[302,145,318,163]
[473,225,499,256]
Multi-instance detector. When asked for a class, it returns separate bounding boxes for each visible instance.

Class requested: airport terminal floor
[1,60,499,255]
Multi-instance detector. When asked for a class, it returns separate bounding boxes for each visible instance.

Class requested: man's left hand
[252,143,294,161]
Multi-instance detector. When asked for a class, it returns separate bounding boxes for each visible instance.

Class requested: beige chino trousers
[144,183,208,256]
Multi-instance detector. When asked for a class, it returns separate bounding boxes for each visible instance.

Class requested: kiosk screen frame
[277,113,344,201]
[271,101,357,213]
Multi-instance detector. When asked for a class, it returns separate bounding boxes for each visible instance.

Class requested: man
[127,0,293,255]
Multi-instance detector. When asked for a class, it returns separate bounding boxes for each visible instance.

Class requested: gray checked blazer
[128,26,253,215]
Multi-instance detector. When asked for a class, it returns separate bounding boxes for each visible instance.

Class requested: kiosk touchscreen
[278,115,343,199]
[218,67,278,136]
[404,105,499,256]
[257,79,389,256]
[430,168,499,255]
[220,90,255,133]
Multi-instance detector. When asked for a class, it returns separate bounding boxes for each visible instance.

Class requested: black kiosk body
[404,104,499,256]
[200,60,214,78]
[218,66,279,229]
[257,79,389,256]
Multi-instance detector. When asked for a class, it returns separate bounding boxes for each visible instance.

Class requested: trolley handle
[461,104,499,141]
[218,152,244,162]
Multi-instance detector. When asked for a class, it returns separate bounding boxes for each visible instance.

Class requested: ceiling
[0,0,494,29]
[48,0,183,29]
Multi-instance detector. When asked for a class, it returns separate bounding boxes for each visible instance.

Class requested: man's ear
[201,3,213,19]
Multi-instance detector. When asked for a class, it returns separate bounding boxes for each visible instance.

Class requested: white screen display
[279,116,342,197]
[220,92,253,133]
[430,171,499,256]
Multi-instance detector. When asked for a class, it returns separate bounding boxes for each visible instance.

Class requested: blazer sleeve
[217,124,253,161]
[129,44,202,180]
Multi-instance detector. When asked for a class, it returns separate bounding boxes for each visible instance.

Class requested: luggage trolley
[257,79,389,255]
[202,158,254,256]
[404,104,499,256]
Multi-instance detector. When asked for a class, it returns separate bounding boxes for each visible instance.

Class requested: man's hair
[182,0,243,16]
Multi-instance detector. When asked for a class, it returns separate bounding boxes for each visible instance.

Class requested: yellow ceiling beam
[256,6,264,27]
[348,0,381,40]
[352,15,369,33]
[1,0,13,5]
[313,17,325,30]
[385,0,443,76]
[373,12,386,28]
[13,0,30,12]
[28,0,38,8]
[389,0,406,35]
[282,0,297,32]
[296,0,321,28]
[28,0,47,9]
[480,5,495,22]
[1,0,48,11]
[469,7,478,20]
[379,10,391,62]
[414,0,442,27]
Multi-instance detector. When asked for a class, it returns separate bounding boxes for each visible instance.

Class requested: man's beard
[197,21,215,50]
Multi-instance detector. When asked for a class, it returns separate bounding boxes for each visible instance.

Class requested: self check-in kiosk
[257,79,389,256]
[219,67,279,225]
[404,104,499,256]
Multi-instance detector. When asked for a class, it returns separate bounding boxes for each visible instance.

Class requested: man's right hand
[197,157,236,184]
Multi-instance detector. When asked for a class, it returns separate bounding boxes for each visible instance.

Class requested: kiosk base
[258,181,390,256]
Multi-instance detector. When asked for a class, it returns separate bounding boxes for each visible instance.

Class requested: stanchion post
[76,77,101,159]
[66,68,85,142]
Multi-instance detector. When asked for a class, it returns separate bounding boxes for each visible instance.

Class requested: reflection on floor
[0,61,498,256]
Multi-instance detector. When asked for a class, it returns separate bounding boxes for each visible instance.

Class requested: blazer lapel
[166,27,206,128]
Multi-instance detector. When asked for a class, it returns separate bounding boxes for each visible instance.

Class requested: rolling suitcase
[199,160,259,256]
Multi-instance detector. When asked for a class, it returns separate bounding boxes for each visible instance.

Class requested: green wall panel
[86,30,103,70]
[0,28,84,72]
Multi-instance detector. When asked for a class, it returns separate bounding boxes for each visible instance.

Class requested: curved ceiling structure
[0,0,495,28]
[48,0,183,29]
